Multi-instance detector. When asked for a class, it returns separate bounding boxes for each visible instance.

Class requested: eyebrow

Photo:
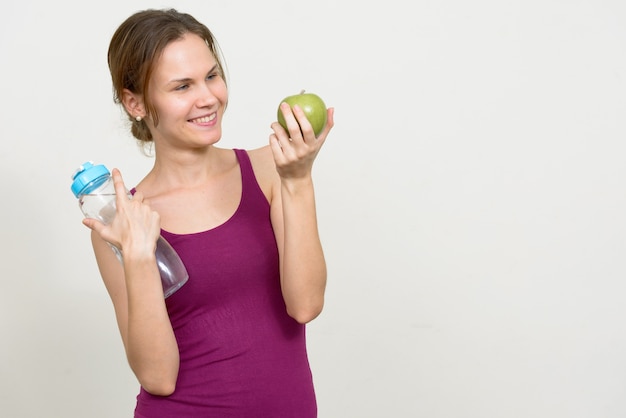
[168,64,219,85]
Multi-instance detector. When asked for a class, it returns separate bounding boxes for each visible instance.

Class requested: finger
[111,168,130,204]
[269,133,282,150]
[279,103,305,141]
[325,107,335,131]
[270,121,288,139]
[137,194,152,210]
[132,190,144,202]
[317,107,335,139]
[291,104,315,141]
[82,217,106,234]
[269,134,285,162]
[271,132,297,161]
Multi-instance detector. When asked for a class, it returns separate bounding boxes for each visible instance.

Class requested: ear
[121,88,146,119]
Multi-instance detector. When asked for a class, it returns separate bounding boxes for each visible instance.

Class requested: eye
[175,84,189,91]
[204,64,222,82]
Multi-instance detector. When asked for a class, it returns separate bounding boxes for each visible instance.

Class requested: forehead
[154,33,216,78]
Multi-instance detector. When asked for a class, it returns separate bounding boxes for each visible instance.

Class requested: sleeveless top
[133,149,317,418]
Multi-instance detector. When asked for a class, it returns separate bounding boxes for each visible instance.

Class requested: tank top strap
[233,148,268,209]
[233,148,253,182]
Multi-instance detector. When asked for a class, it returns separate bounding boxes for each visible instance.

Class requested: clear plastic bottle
[71,161,188,298]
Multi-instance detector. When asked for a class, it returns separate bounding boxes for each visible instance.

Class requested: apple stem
[300,89,305,94]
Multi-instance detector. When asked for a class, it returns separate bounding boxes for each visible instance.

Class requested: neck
[146,145,227,190]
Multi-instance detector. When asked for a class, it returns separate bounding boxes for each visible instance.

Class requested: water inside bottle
[80,193,117,223]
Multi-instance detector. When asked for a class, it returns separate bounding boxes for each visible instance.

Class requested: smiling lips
[189,113,216,124]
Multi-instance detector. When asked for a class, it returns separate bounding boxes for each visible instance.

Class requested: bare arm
[85,169,179,395]
[267,104,335,323]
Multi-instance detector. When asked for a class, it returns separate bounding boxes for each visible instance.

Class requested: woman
[83,8,334,417]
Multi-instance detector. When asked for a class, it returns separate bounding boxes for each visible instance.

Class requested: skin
[83,33,334,396]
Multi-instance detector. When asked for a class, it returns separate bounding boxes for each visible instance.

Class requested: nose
[195,82,218,108]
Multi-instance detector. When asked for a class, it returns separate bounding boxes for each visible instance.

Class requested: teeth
[190,114,216,123]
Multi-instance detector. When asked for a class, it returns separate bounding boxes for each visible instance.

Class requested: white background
[2,0,626,417]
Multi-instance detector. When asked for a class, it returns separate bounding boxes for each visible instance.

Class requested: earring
[135,115,142,122]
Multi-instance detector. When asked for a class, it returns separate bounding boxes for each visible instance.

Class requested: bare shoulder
[246,145,275,172]
[245,146,278,201]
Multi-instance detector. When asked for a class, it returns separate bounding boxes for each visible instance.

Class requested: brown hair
[107,9,227,145]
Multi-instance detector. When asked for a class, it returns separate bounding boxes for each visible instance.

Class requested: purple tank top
[133,149,316,417]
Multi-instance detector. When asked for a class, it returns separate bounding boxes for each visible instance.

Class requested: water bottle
[71,161,189,298]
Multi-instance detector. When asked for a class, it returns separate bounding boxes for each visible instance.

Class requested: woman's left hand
[269,103,335,180]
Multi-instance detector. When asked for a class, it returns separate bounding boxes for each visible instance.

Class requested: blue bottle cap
[70,161,111,197]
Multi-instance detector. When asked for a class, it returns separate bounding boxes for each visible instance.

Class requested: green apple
[277,90,327,137]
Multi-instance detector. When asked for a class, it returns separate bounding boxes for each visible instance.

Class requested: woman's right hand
[82,168,161,258]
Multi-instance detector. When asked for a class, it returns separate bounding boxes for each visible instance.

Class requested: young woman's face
[147,33,228,149]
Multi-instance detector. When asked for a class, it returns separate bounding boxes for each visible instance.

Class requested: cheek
[214,81,229,104]
[159,97,191,119]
